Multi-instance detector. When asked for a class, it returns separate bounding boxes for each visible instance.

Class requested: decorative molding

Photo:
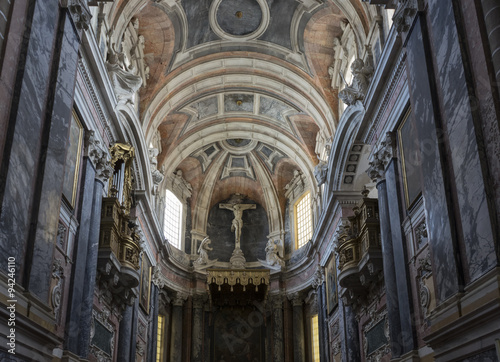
[415,220,428,248]
[77,56,115,143]
[363,51,406,145]
[51,259,64,321]
[419,277,431,316]
[333,340,341,356]
[136,341,145,356]
[56,223,67,249]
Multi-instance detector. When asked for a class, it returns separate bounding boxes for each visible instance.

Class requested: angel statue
[265,239,285,268]
[193,237,216,269]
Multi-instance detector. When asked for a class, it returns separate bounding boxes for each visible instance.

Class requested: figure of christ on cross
[219,202,256,249]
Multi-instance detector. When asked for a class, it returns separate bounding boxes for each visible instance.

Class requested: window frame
[163,189,184,250]
[294,191,313,250]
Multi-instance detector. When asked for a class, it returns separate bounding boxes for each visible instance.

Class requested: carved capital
[152,265,167,288]
[288,292,304,307]
[311,266,325,290]
[173,292,188,307]
[367,132,396,183]
[192,294,207,309]
[270,294,284,309]
[393,0,418,33]
[62,0,92,31]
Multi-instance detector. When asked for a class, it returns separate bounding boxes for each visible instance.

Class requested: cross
[219,202,256,249]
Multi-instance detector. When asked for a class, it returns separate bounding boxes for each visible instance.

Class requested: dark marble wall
[207,199,268,262]
[405,16,462,303]
[0,1,81,318]
[0,0,60,281]
[184,0,218,48]
[426,0,496,282]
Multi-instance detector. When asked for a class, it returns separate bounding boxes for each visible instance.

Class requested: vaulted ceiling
[107,0,376,229]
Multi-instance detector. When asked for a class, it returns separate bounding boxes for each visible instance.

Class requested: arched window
[163,190,183,249]
[295,192,313,249]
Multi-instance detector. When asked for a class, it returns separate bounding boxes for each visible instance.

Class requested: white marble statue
[193,237,213,267]
[338,54,374,106]
[265,240,285,268]
[219,202,256,249]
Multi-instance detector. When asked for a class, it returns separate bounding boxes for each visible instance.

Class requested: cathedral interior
[1,0,500,361]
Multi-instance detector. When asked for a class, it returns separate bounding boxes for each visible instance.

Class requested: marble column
[191,295,205,362]
[170,294,186,362]
[289,293,305,362]
[147,286,159,362]
[117,304,134,362]
[367,135,403,357]
[318,284,329,362]
[385,159,417,353]
[271,296,284,362]
[343,303,360,362]
[78,137,113,358]
[64,158,95,354]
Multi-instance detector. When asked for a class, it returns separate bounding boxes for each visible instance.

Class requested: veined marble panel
[427,0,496,282]
[406,17,459,302]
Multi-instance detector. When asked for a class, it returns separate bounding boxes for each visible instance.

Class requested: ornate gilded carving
[336,197,382,305]
[208,269,270,290]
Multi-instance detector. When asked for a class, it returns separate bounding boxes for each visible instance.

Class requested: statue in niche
[338,49,374,106]
[193,237,216,268]
[265,240,285,268]
[314,160,328,186]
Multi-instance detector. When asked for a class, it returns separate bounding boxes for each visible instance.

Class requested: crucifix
[219,202,256,249]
